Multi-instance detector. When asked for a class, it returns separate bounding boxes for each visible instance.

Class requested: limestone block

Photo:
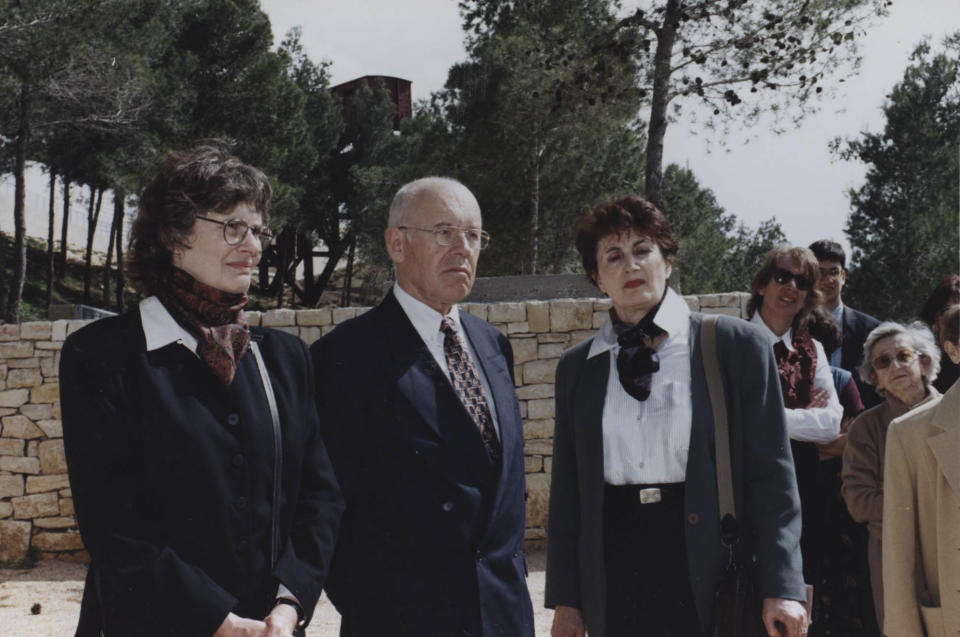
[244,312,261,327]
[296,309,332,326]
[682,295,700,312]
[526,301,550,333]
[537,343,566,359]
[321,325,336,336]
[524,527,546,541]
[299,326,322,345]
[39,439,67,474]
[51,320,69,342]
[26,474,70,494]
[7,358,40,369]
[544,457,553,473]
[507,322,530,334]
[549,300,594,332]
[0,439,24,456]
[36,420,62,438]
[524,456,543,473]
[518,401,527,419]
[7,368,42,389]
[12,492,59,519]
[525,472,550,527]
[261,309,296,327]
[0,407,13,417]
[593,298,612,311]
[0,475,25,498]
[0,520,31,563]
[27,440,38,456]
[32,531,84,552]
[33,516,77,530]
[65,320,89,336]
[0,324,20,342]
[30,382,60,404]
[515,383,554,401]
[699,293,741,309]
[523,418,554,440]
[19,404,52,421]
[0,456,39,474]
[21,322,52,340]
[51,401,60,420]
[537,333,570,344]
[0,379,5,391]
[487,302,526,324]
[701,307,741,317]
[0,502,11,518]
[40,356,57,378]
[523,359,558,385]
[527,399,555,420]
[0,415,43,440]
[495,325,508,337]
[461,303,488,322]
[0,363,6,379]
[35,340,63,351]
[510,338,538,365]
[592,311,608,329]
[514,366,522,387]
[60,498,75,516]
[0,342,33,359]
[570,330,597,346]
[524,439,554,456]
[332,308,357,324]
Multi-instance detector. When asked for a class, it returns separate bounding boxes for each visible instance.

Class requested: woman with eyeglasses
[745,245,843,626]
[59,145,343,637]
[841,321,941,629]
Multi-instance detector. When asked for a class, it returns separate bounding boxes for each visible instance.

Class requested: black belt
[604,482,685,505]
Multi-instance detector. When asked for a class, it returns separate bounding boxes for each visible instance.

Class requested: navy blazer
[840,305,881,408]
[545,313,805,637]
[59,311,343,636]
[311,291,534,637]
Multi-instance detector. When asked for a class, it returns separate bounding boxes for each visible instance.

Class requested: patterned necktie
[440,317,502,464]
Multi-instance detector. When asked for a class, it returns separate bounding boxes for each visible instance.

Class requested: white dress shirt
[393,283,500,437]
[138,296,299,606]
[587,288,693,485]
[750,312,843,443]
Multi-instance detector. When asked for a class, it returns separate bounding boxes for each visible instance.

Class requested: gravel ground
[0,550,554,636]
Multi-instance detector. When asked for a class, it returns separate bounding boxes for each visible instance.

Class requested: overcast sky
[260,0,960,256]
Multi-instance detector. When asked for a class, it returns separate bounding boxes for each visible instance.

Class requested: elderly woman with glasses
[59,145,343,637]
[841,321,941,629]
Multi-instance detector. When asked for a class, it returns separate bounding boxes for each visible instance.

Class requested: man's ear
[385,227,405,264]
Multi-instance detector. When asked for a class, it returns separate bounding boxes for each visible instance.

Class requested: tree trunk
[83,186,103,304]
[3,80,32,324]
[525,138,540,275]
[300,232,315,304]
[102,189,121,306]
[644,0,682,210]
[46,167,57,310]
[58,175,70,277]
[114,193,125,312]
[341,238,356,307]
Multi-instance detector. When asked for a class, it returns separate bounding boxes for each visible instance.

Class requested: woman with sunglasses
[745,245,843,623]
[841,321,941,629]
[59,145,343,636]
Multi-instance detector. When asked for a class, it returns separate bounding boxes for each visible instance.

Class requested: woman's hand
[263,603,299,637]
[807,388,829,409]
[213,613,268,637]
[551,605,586,637]
[817,432,847,460]
[762,598,808,637]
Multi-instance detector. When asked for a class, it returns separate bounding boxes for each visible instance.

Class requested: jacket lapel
[460,314,516,462]
[574,346,609,487]
[927,385,960,499]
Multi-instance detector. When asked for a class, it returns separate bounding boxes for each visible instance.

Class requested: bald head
[387,177,479,229]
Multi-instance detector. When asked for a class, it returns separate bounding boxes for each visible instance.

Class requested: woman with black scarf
[59,145,343,637]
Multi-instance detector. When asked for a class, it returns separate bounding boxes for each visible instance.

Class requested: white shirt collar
[139,296,199,354]
[749,311,795,352]
[392,282,462,345]
[588,287,690,358]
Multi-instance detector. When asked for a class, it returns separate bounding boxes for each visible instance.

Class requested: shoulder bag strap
[250,340,283,568]
[700,315,738,545]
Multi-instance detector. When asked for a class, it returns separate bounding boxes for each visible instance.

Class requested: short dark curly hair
[126,144,271,296]
[574,196,678,286]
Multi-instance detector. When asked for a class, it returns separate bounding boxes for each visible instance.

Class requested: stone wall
[0,293,748,563]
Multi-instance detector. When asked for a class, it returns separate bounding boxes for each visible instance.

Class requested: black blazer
[545,313,805,637]
[59,311,343,636]
[311,291,534,637]
[840,305,881,407]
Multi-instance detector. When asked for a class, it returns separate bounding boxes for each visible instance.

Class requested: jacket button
[232,454,244,468]
[442,501,454,512]
[227,413,240,426]
[687,513,700,525]
[235,497,247,511]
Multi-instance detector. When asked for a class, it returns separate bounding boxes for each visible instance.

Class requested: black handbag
[701,315,769,637]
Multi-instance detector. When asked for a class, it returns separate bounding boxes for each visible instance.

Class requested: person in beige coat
[841,321,941,628]
[883,305,960,637]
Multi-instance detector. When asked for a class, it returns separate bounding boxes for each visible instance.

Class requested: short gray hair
[387,176,470,228]
[859,321,941,389]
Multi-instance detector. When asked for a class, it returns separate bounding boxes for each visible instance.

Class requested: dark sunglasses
[872,348,918,370]
[772,267,811,291]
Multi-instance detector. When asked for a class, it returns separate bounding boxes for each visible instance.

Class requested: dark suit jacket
[840,305,881,408]
[59,311,343,636]
[310,291,534,637]
[545,313,805,637]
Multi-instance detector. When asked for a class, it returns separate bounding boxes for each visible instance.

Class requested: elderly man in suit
[808,240,881,406]
[311,177,534,637]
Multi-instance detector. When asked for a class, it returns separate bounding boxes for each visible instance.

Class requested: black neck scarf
[609,292,667,401]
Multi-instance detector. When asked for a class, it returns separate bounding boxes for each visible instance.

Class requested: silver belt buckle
[638,487,662,504]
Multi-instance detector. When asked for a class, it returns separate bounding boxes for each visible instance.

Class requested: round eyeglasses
[397,225,491,250]
[196,215,275,245]
[872,348,918,371]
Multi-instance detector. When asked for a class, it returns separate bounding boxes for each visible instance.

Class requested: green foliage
[838,33,960,321]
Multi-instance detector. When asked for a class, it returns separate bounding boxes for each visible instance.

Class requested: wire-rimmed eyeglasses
[397,224,491,250]
[196,215,275,246]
